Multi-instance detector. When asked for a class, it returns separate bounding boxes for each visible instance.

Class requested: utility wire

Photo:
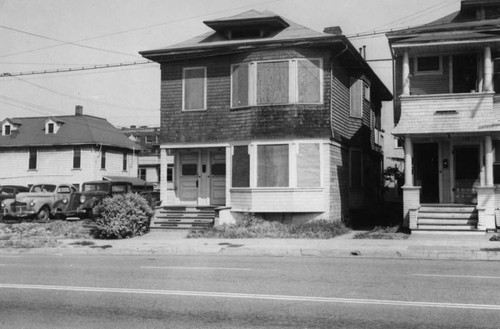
[0,24,141,59]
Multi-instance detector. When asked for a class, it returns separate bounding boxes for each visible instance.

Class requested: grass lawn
[0,221,92,248]
[352,226,410,240]
[188,216,350,239]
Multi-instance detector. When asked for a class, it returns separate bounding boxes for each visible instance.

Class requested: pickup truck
[1,183,77,222]
[52,180,133,220]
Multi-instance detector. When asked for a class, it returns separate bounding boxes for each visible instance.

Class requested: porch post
[159,148,168,206]
[485,135,494,186]
[484,46,493,92]
[402,136,420,229]
[404,136,413,187]
[402,50,411,96]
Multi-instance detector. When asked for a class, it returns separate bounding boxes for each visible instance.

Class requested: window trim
[413,56,443,75]
[230,58,323,109]
[182,66,207,111]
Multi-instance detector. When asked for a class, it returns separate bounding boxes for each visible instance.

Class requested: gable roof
[140,10,392,101]
[0,114,137,149]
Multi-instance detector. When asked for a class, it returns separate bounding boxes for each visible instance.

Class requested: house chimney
[323,26,343,35]
[75,105,83,116]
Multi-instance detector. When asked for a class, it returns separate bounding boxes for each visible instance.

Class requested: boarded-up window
[297,143,321,187]
[257,144,289,187]
[232,64,249,107]
[350,149,363,189]
[350,78,363,118]
[232,146,249,187]
[257,61,289,105]
[183,67,206,110]
[298,59,321,103]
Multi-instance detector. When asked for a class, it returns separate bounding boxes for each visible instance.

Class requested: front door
[454,146,479,204]
[178,151,199,205]
[210,151,226,205]
[414,143,439,203]
[178,149,226,206]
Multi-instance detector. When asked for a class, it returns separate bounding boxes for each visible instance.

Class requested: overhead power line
[0,60,155,78]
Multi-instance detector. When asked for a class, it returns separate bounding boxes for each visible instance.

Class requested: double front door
[178,149,226,206]
[414,143,479,204]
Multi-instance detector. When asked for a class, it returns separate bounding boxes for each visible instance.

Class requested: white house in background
[0,106,139,189]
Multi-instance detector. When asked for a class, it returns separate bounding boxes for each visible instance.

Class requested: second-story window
[231,58,322,108]
[183,67,206,111]
[73,147,81,169]
[414,56,442,75]
[4,124,11,136]
[28,148,37,170]
[48,123,54,134]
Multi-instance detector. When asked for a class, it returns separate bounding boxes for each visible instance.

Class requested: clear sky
[0,0,461,128]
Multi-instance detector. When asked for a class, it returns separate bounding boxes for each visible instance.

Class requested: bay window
[231,142,322,188]
[231,58,322,107]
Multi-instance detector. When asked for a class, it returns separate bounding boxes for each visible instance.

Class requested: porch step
[150,206,215,230]
[416,204,479,232]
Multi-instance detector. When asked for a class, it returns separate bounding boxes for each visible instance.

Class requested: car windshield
[82,183,110,192]
[31,185,56,193]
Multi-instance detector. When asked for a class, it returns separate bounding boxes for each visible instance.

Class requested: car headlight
[0,202,5,208]
[80,196,86,204]
[29,200,36,207]
[62,199,68,204]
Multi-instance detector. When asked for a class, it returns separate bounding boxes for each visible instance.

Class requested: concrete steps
[415,204,479,233]
[150,206,215,230]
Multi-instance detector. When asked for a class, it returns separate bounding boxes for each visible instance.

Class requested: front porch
[402,135,498,233]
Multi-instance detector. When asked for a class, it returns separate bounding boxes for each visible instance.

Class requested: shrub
[91,193,153,239]
[188,214,349,239]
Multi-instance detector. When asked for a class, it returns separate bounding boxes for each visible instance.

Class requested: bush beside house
[92,193,153,239]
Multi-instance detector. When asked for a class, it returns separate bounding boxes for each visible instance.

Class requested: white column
[485,135,494,186]
[402,50,410,95]
[404,136,413,187]
[484,46,493,92]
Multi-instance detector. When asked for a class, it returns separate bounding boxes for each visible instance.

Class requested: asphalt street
[0,255,499,328]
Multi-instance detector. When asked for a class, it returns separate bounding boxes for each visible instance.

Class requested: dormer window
[4,124,10,136]
[44,118,63,134]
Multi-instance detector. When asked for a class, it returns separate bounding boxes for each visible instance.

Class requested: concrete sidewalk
[2,230,500,260]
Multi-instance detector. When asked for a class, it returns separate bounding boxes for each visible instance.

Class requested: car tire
[36,206,50,222]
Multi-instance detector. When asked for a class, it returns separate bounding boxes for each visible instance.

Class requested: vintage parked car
[1,183,77,221]
[0,185,30,202]
[52,180,133,220]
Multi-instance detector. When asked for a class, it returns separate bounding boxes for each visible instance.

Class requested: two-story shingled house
[140,10,391,224]
[0,106,139,189]
[388,0,500,233]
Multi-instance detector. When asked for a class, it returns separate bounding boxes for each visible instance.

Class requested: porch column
[404,136,413,187]
[484,46,493,92]
[402,136,420,229]
[402,50,411,95]
[485,135,494,186]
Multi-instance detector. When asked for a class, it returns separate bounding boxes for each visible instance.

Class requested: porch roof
[393,95,500,136]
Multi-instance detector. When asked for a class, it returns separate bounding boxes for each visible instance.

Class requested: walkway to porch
[413,204,481,234]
